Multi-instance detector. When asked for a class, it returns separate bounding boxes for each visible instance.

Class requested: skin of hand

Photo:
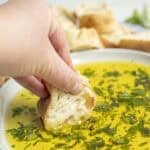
[0,0,82,98]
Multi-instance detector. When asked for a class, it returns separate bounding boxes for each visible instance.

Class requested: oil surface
[5,62,150,150]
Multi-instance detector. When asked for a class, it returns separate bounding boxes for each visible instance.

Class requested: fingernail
[72,80,83,94]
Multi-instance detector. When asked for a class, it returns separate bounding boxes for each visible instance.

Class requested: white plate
[0,49,150,150]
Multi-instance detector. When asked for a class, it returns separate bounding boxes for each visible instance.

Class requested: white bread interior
[38,75,96,131]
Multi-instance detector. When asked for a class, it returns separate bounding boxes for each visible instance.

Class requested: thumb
[36,43,82,94]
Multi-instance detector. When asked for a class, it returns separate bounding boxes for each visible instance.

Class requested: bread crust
[119,33,150,52]
[119,39,150,52]
[75,3,118,34]
[65,28,104,51]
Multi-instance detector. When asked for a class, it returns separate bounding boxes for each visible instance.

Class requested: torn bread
[75,3,118,34]
[100,26,133,48]
[56,6,76,23]
[38,75,96,130]
[65,28,104,51]
[119,32,150,52]
[55,7,103,51]
[55,6,77,30]
[101,34,123,48]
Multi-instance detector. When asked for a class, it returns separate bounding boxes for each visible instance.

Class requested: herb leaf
[103,71,121,77]
[83,68,95,77]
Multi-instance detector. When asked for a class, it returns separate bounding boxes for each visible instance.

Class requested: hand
[0,0,82,98]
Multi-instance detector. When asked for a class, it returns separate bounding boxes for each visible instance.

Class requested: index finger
[48,8,74,69]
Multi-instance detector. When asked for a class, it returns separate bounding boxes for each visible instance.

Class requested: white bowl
[0,48,150,150]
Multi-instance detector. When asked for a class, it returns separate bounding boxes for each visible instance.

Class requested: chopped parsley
[126,5,150,29]
[85,137,105,149]
[93,86,103,96]
[12,107,24,117]
[112,136,129,145]
[12,106,37,117]
[94,125,116,136]
[94,103,111,112]
[7,122,39,141]
[103,70,121,77]
[83,68,95,77]
[122,114,137,124]
[126,120,150,137]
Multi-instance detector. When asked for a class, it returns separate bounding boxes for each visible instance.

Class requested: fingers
[15,76,48,98]
[37,42,82,94]
[49,9,74,69]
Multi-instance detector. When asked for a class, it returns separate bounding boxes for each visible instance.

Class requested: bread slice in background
[74,3,134,49]
[119,32,150,52]
[38,75,96,131]
[66,28,104,51]
[101,34,122,48]
[55,6,77,30]
[56,6,76,24]
[100,24,133,48]
[75,3,118,34]
[55,6,103,51]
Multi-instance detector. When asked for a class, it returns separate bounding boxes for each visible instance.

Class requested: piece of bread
[55,6,77,30]
[75,3,118,34]
[119,32,150,52]
[65,28,104,51]
[100,25,133,48]
[55,6,103,51]
[101,34,122,48]
[56,6,76,23]
[38,75,96,130]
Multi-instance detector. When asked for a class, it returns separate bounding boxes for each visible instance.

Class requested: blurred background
[0,0,149,52]
[0,0,149,21]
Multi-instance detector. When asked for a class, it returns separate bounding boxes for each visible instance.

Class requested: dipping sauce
[6,62,150,150]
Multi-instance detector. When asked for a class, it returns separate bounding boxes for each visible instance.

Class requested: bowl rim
[71,48,150,57]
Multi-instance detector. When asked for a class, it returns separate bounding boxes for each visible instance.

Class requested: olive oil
[6,62,150,150]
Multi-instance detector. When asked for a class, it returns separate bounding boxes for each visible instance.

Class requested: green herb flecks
[107,84,114,95]
[94,103,111,112]
[131,88,146,96]
[133,69,150,90]
[126,5,150,29]
[80,117,98,130]
[117,91,147,107]
[93,86,103,96]
[7,122,39,141]
[103,71,121,77]
[118,92,133,102]
[94,125,116,136]
[139,142,147,146]
[112,136,129,145]
[11,144,15,148]
[12,107,24,117]
[122,114,137,124]
[24,143,31,150]
[85,137,105,150]
[126,120,150,137]
[70,131,86,143]
[83,68,95,78]
[12,106,37,117]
